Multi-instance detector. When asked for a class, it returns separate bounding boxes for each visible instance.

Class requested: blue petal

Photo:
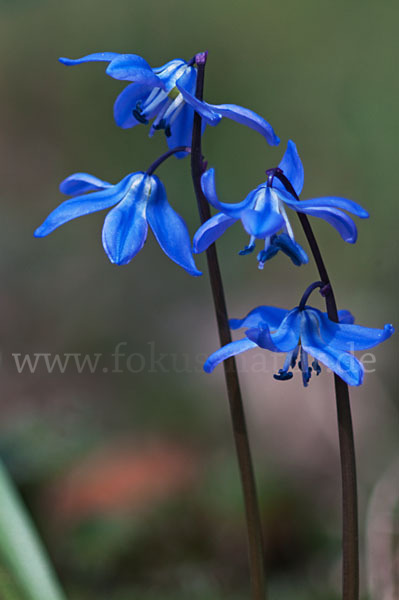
[153,59,187,90]
[289,204,359,243]
[204,339,258,373]
[193,213,237,253]
[34,175,134,237]
[208,103,279,146]
[338,310,355,325]
[246,308,301,352]
[176,83,279,145]
[166,103,194,156]
[230,306,289,330]
[165,66,197,152]
[146,176,201,276]
[59,52,120,66]
[106,54,164,87]
[294,196,368,218]
[240,189,284,238]
[175,84,222,125]
[310,308,394,351]
[300,311,365,386]
[274,140,304,196]
[279,188,369,218]
[101,174,149,265]
[113,83,155,129]
[59,173,112,196]
[201,169,259,218]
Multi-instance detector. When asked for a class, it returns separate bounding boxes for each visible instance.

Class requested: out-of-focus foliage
[0,1,397,599]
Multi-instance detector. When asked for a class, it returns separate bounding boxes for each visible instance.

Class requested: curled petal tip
[384,324,395,336]
[203,361,214,373]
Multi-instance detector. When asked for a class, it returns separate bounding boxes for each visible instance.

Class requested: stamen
[312,359,321,376]
[300,347,312,387]
[133,102,149,124]
[239,243,255,256]
[273,369,294,381]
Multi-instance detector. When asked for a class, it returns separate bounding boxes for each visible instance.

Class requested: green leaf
[0,460,67,600]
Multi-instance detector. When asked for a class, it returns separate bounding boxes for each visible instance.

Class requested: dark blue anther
[257,246,279,264]
[239,243,256,256]
[312,360,321,376]
[273,369,294,381]
[152,118,166,131]
[133,107,149,124]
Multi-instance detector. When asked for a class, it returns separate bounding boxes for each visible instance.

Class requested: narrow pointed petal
[275,140,304,196]
[113,83,154,128]
[301,311,365,386]
[59,53,120,66]
[193,213,236,253]
[102,174,149,265]
[34,175,134,237]
[289,204,359,243]
[230,306,288,330]
[59,173,112,196]
[246,309,301,352]
[209,104,279,146]
[176,83,279,145]
[204,339,258,373]
[279,188,369,218]
[201,169,259,218]
[311,308,395,351]
[106,54,164,87]
[146,176,201,276]
[240,203,284,238]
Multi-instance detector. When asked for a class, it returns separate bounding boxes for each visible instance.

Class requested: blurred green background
[0,0,397,598]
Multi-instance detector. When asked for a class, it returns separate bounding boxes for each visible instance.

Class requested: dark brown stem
[275,172,359,600]
[191,52,266,600]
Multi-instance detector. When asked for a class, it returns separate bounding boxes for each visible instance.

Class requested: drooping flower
[59,52,279,155]
[34,171,201,275]
[193,141,369,269]
[204,303,394,386]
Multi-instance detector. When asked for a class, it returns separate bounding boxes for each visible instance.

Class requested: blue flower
[59,52,279,154]
[34,171,201,275]
[59,52,197,156]
[204,304,394,386]
[193,141,369,269]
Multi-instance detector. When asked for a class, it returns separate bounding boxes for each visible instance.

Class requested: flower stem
[146,146,191,175]
[191,51,266,600]
[275,172,359,600]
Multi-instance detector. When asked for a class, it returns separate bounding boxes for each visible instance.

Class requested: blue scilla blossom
[34,171,201,275]
[59,53,196,156]
[59,52,278,154]
[193,141,369,269]
[204,304,394,386]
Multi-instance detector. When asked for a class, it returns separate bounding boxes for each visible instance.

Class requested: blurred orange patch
[45,439,197,523]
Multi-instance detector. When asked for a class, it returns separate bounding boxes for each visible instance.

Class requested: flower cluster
[35,50,394,387]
